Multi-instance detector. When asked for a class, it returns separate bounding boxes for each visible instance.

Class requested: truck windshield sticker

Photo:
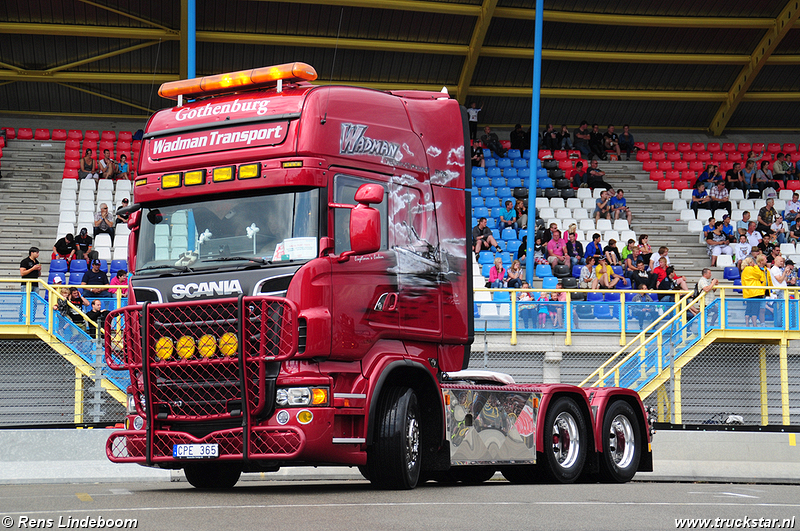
[174,98,271,122]
[340,123,402,163]
[149,122,288,159]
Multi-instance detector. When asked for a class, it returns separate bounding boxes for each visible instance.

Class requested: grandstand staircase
[0,139,64,277]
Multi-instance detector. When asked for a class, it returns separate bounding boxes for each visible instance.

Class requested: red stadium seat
[657,179,672,191]
[65,149,80,160]
[538,149,552,160]
[674,161,688,171]
[697,151,711,162]
[712,151,727,161]
[722,143,735,153]
[116,141,131,151]
[63,168,78,179]
[681,171,697,181]
[17,128,33,140]
[634,142,646,150]
[567,150,581,159]
[65,139,80,149]
[787,180,800,191]
[65,159,80,170]
[752,142,765,153]
[3,127,16,139]
[719,161,734,172]
[52,129,67,141]
[0,137,4,148]
[34,128,50,140]
[84,130,100,141]
[636,150,651,161]
[677,142,691,153]
[728,152,743,162]
[652,151,666,161]
[101,130,116,141]
[649,170,665,181]
[783,143,797,154]
[768,143,781,153]
[647,142,661,152]
[689,161,704,172]
[558,160,573,170]
[707,142,721,153]
[642,160,657,171]
[691,142,706,152]
[666,170,680,180]
[662,142,676,152]
[683,151,697,161]
[737,143,751,153]
[118,131,133,142]
[82,139,98,152]
[553,150,567,160]
[67,130,83,140]
[673,180,690,190]
[658,161,672,170]
[666,151,682,161]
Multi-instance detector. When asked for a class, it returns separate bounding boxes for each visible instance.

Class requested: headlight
[275,387,329,407]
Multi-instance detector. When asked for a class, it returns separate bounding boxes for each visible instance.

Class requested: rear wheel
[183,463,241,489]
[367,386,421,489]
[599,401,641,483]
[541,396,587,483]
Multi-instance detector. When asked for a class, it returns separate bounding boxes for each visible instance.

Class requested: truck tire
[448,466,496,484]
[183,463,241,489]
[599,400,641,483]
[541,396,587,483]
[367,386,421,490]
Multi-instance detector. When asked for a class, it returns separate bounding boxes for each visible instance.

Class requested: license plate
[173,443,219,459]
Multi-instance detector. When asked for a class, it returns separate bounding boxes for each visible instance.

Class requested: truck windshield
[136,189,319,271]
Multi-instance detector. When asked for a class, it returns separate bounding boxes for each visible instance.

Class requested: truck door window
[392,184,439,265]
[333,175,387,254]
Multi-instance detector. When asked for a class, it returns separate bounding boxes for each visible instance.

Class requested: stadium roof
[2,0,800,134]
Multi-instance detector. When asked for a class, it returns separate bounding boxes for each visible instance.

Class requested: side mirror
[349,204,380,255]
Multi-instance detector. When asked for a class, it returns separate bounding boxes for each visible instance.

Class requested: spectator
[628,253,656,290]
[588,123,606,160]
[759,232,779,258]
[609,189,632,224]
[532,236,548,265]
[108,269,129,296]
[745,221,763,248]
[548,280,566,328]
[773,153,789,186]
[696,164,717,189]
[514,199,528,230]
[631,284,657,328]
[116,198,130,226]
[695,268,720,325]
[467,102,482,142]
[721,215,735,242]
[79,148,98,181]
[737,211,752,237]
[535,291,551,328]
[724,162,746,192]
[742,159,757,192]
[540,124,558,153]
[785,193,800,223]
[691,183,712,215]
[58,287,89,326]
[595,256,622,288]
[506,260,523,289]
[754,160,776,192]
[621,238,637,261]
[510,124,527,151]
[74,228,93,261]
[94,203,115,243]
[573,121,591,160]
[472,217,502,257]
[557,125,572,151]
[735,234,751,269]
[571,161,589,188]
[786,259,797,286]
[789,220,800,244]
[488,256,506,288]
[481,126,506,157]
[618,124,635,161]
[19,246,42,295]
[566,231,584,266]
[117,153,130,180]
[594,189,611,221]
[603,238,621,265]
[584,232,603,261]
[499,200,516,230]
[702,217,717,240]
[518,282,535,329]
[541,222,564,245]
[579,255,599,289]
[741,255,769,327]
[98,149,116,180]
[85,299,110,339]
[471,144,485,168]
[82,259,110,298]
[518,235,527,264]
[658,266,690,301]
[709,181,732,215]
[770,255,791,289]
[638,234,653,265]
[757,198,778,235]
[602,125,622,160]
[546,229,569,267]
[771,215,789,244]
[706,221,734,266]
[52,233,76,264]
[588,159,612,190]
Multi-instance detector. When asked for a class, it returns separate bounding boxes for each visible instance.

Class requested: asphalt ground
[0,478,798,531]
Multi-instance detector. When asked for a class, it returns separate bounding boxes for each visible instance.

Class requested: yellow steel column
[780,337,790,424]
[720,288,726,330]
[74,367,84,424]
[674,368,682,424]
[510,290,517,346]
[657,384,668,423]
[619,296,626,346]
[565,292,572,346]
[760,346,769,425]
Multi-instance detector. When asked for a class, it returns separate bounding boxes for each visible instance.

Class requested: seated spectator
[789,220,800,244]
[618,124,635,160]
[785,193,800,223]
[759,232,779,258]
[573,121,591,160]
[518,235,527,264]
[540,124,558,153]
[658,266,690,300]
[557,125,572,150]
[651,256,669,285]
[117,153,130,180]
[594,189,611,221]
[706,221,734,266]
[566,231,584,266]
[79,149,99,181]
[602,125,621,159]
[628,254,656,290]
[696,164,718,189]
[85,299,110,339]
[532,236,548,265]
[757,198,778,235]
[650,246,671,273]
[620,239,637,262]
[471,145,485,168]
[638,234,653,265]
[721,215,735,242]
[108,269,128,296]
[587,159,612,190]
[548,280,566,328]
[609,189,632,225]
[631,285,657,328]
[735,234,751,268]
[488,256,506,288]
[754,160,777,191]
[82,259,110,298]
[745,221,763,248]
[579,255,599,289]
[510,124,527,151]
[773,153,789,186]
[94,203,115,243]
[571,161,589,188]
[786,259,798,286]
[767,241,782,266]
[742,159,757,191]
[481,126,506,157]
[771,215,789,244]
[623,246,640,273]
[52,233,76,264]
[472,217,502,257]
[724,163,746,192]
[737,211,752,237]
[603,238,621,265]
[595,256,622,288]
[506,259,523,289]
[691,183,712,214]
[58,287,89,325]
[116,198,130,226]
[74,228,93,260]
[98,149,117,180]
[584,232,603,261]
[702,217,716,240]
[514,199,527,229]
[709,181,732,214]
[742,255,769,327]
[589,123,606,160]
[499,200,516,231]
[518,282,536,328]
[546,229,569,267]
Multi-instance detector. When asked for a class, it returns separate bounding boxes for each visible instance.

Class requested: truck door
[391,182,443,340]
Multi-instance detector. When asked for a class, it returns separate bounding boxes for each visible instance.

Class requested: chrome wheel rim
[608,414,635,469]
[551,412,580,468]
[405,408,420,472]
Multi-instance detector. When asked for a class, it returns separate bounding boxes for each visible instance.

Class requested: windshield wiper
[137,264,193,273]
[201,256,272,264]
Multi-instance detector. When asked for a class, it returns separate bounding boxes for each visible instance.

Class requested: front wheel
[541,396,588,483]
[599,401,641,483]
[367,386,421,489]
[183,462,242,489]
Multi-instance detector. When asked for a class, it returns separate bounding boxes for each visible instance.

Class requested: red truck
[105,62,653,489]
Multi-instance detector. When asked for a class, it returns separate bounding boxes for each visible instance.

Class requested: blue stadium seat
[497,186,512,198]
[518,229,528,240]
[522,177,530,187]
[514,158,528,169]
[471,217,477,229]
[505,240,522,256]
[542,277,558,290]
[523,149,531,159]
[587,292,603,302]
[474,176,490,187]
[471,196,484,208]
[493,291,511,302]
[491,176,506,187]
[473,206,489,219]
[69,260,88,273]
[487,167,502,178]
[472,167,486,178]
[483,149,492,159]
[484,218,496,229]
[480,187,496,197]
[491,229,501,240]
[572,265,583,278]
[507,149,521,160]
[539,178,553,188]
[481,264,492,277]
[536,168,548,179]
[507,176,522,187]
[724,267,741,281]
[478,252,495,265]
[594,295,614,319]
[484,158,496,167]
[535,264,553,277]
[47,272,63,285]
[500,252,512,266]
[491,207,505,219]
[69,272,84,285]
[611,265,624,277]
[617,277,631,289]
[97,259,108,272]
[504,168,518,179]
[624,292,637,302]
[518,168,531,179]
[485,196,501,208]
[50,259,68,273]
[471,186,480,196]
[501,227,517,241]
[497,158,512,169]
[110,260,128,276]
[495,240,506,251]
